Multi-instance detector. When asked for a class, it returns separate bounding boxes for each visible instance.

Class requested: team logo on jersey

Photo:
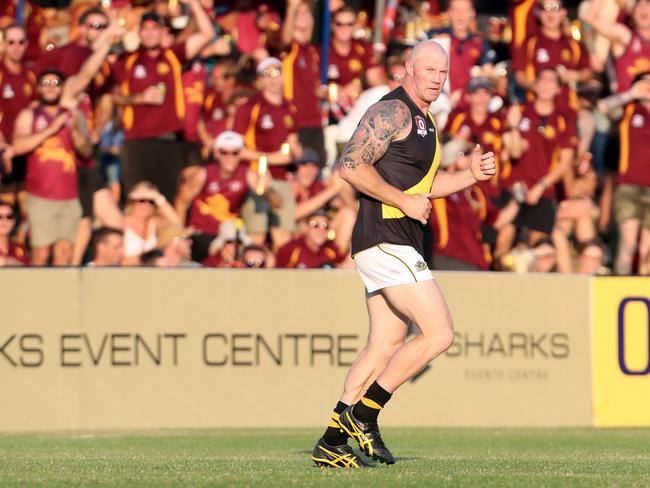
[261,114,274,130]
[632,114,645,128]
[519,117,531,132]
[632,38,642,53]
[348,59,363,73]
[207,181,221,193]
[157,62,170,75]
[536,48,550,64]
[298,56,307,69]
[2,84,15,99]
[211,108,224,121]
[327,64,340,80]
[414,261,428,272]
[35,115,48,132]
[229,180,242,192]
[414,115,427,137]
[134,65,147,79]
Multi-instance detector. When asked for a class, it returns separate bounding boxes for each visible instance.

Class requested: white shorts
[353,243,434,293]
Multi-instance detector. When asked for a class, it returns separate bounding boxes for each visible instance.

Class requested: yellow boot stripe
[361,397,383,410]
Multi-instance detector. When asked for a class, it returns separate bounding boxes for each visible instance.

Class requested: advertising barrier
[592,277,650,427]
[0,269,594,431]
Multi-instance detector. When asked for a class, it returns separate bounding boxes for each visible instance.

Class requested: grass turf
[0,428,648,487]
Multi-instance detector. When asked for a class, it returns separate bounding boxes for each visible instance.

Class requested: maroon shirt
[504,103,577,198]
[112,44,187,139]
[276,236,344,268]
[0,241,28,265]
[294,179,326,204]
[0,1,44,62]
[182,60,207,143]
[446,109,504,198]
[429,187,490,270]
[26,106,79,200]
[188,163,249,235]
[513,32,590,112]
[233,92,297,180]
[282,41,322,129]
[0,61,36,142]
[509,0,538,61]
[202,88,228,139]
[325,39,375,87]
[617,102,650,187]
[615,32,650,93]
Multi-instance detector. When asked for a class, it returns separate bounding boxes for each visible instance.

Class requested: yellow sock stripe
[328,420,339,428]
[361,397,383,410]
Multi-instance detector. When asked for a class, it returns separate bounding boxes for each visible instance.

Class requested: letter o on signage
[617,297,650,376]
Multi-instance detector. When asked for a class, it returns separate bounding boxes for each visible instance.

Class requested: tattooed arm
[338,99,434,224]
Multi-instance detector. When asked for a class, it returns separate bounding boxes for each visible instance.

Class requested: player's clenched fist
[469,144,496,182]
[402,193,434,224]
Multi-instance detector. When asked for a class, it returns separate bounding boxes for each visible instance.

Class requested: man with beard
[12,23,123,265]
[112,1,214,204]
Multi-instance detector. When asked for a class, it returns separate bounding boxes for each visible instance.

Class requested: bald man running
[311,40,496,468]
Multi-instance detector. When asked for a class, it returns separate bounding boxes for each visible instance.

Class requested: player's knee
[422,322,455,356]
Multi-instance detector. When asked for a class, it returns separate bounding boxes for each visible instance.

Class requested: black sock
[322,401,349,445]
[352,381,392,423]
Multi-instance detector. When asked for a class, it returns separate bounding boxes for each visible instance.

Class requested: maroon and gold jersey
[113,44,187,139]
[324,39,375,87]
[617,102,650,187]
[429,186,490,270]
[202,89,228,139]
[233,92,297,180]
[514,32,590,111]
[276,236,345,268]
[0,1,44,62]
[0,61,36,142]
[504,103,577,198]
[0,241,28,265]
[615,32,650,93]
[182,60,207,143]
[26,106,79,200]
[282,41,322,129]
[294,179,326,203]
[509,0,538,61]
[187,163,249,235]
[33,42,112,97]
[445,109,504,198]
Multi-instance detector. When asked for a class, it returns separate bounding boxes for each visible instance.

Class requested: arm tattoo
[338,99,411,170]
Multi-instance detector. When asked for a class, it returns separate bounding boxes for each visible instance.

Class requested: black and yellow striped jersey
[351,86,441,255]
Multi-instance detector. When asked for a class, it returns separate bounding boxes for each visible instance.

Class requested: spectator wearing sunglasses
[0,0,46,62]
[0,25,36,206]
[122,181,181,265]
[233,56,301,251]
[178,131,256,262]
[0,201,27,266]
[276,210,346,269]
[242,243,273,268]
[513,0,591,113]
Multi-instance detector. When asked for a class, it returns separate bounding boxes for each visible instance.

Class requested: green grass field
[1,428,648,487]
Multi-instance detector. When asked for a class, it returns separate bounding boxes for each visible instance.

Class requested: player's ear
[405,59,414,77]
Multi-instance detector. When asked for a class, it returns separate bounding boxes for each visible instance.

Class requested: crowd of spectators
[0,0,648,274]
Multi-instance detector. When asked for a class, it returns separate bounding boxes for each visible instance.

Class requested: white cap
[213,131,244,150]
[256,57,282,75]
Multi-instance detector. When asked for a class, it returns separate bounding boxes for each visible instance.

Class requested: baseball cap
[467,76,494,93]
[256,57,282,75]
[140,11,165,26]
[213,131,244,150]
[296,147,320,166]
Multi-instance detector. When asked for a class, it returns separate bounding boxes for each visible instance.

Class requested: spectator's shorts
[516,197,557,235]
[78,164,108,218]
[182,141,204,168]
[25,193,82,247]
[241,179,297,233]
[353,243,433,293]
[614,183,650,228]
